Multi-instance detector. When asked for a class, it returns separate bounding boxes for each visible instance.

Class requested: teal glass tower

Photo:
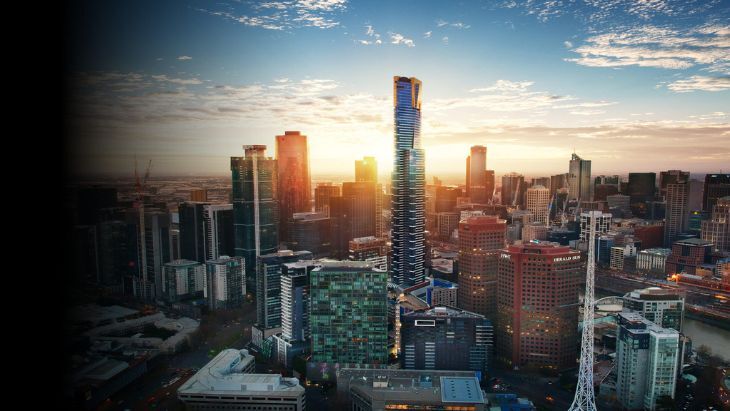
[309,261,388,366]
[231,145,279,293]
[391,76,426,287]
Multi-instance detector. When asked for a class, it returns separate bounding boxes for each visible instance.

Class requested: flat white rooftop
[178,349,303,396]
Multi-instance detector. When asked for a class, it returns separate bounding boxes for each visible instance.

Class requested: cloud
[442,36,449,45]
[431,80,616,113]
[435,19,471,29]
[177,55,192,60]
[564,40,573,48]
[356,24,382,46]
[424,31,432,39]
[197,0,347,30]
[565,24,730,71]
[499,0,723,23]
[667,75,730,92]
[151,75,203,85]
[390,33,415,47]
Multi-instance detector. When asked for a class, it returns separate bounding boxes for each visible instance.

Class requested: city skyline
[66,0,729,177]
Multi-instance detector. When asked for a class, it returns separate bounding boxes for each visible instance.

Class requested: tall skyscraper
[615,312,679,410]
[526,185,551,225]
[627,173,657,218]
[355,156,378,183]
[665,180,689,247]
[400,306,493,375]
[276,131,311,243]
[205,255,245,310]
[329,182,378,258]
[457,216,506,319]
[659,170,690,201]
[701,196,730,252]
[309,261,388,366]
[202,204,235,261]
[391,76,425,287]
[256,250,313,329]
[287,212,331,258]
[496,242,583,370]
[231,145,279,293]
[568,153,592,202]
[466,145,488,204]
[703,173,730,212]
[501,172,526,208]
[314,182,340,217]
[127,209,171,299]
[179,202,235,263]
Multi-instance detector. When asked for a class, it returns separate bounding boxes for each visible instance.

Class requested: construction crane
[134,158,152,299]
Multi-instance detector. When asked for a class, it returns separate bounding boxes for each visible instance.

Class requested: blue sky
[67,0,730,179]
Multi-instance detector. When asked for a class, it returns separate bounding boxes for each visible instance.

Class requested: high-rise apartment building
[701,196,730,252]
[349,236,388,270]
[663,171,690,247]
[400,306,493,375]
[356,156,378,183]
[256,250,312,329]
[526,185,551,225]
[501,172,526,208]
[496,242,582,370]
[627,173,657,218]
[314,182,340,217]
[703,173,730,212]
[568,153,592,202]
[623,287,685,332]
[391,76,426,287]
[179,202,234,263]
[164,259,205,303]
[457,216,506,319]
[309,261,388,366]
[466,145,489,204]
[205,255,245,310]
[615,312,679,411]
[231,145,278,293]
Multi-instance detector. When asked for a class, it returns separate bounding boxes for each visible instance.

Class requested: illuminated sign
[553,255,580,262]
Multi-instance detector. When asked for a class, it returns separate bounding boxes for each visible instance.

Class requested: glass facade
[310,263,388,365]
[391,76,426,287]
[256,250,312,328]
[231,145,279,293]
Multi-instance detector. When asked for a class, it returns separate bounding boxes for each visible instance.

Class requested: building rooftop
[625,287,683,300]
[207,255,243,264]
[165,259,201,268]
[639,248,671,255]
[345,369,485,406]
[441,377,485,403]
[292,212,328,221]
[312,260,386,272]
[674,238,713,246]
[178,349,303,395]
[405,305,485,320]
[618,312,679,337]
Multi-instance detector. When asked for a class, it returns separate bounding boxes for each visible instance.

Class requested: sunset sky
[66,0,730,179]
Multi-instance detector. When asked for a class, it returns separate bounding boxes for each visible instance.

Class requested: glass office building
[309,261,388,366]
[391,76,426,287]
[231,145,279,293]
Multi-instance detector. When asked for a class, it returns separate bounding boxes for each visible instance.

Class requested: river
[682,317,730,360]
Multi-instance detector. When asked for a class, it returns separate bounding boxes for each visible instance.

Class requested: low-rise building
[177,349,305,410]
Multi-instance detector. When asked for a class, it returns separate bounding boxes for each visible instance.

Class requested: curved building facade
[391,76,426,287]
